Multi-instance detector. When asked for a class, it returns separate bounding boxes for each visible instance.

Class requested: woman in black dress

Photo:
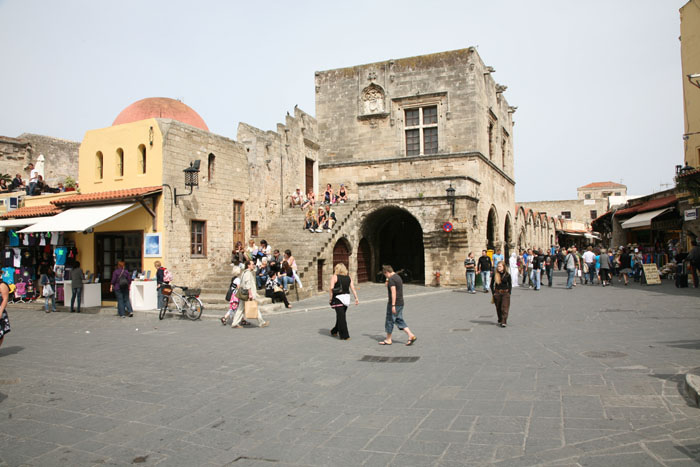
[329,263,359,340]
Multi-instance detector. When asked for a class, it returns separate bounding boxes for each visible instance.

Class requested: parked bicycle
[159,284,203,320]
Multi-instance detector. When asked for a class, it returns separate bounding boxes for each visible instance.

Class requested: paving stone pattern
[0,273,699,466]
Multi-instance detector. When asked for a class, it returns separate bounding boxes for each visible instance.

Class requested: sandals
[220,317,227,325]
[406,337,417,346]
[378,340,392,345]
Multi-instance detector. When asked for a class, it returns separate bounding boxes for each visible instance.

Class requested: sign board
[642,263,661,285]
[685,209,698,221]
[584,199,596,205]
[442,222,453,233]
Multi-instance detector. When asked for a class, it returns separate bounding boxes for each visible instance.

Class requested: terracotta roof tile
[578,181,626,189]
[52,186,162,206]
[1,204,61,219]
[614,194,676,216]
[677,167,700,178]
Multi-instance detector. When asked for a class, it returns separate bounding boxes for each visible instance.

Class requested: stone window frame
[584,193,591,199]
[487,110,498,161]
[250,220,258,237]
[393,93,446,157]
[190,219,207,258]
[590,210,598,219]
[115,148,124,179]
[561,211,571,219]
[207,153,215,183]
[500,128,509,169]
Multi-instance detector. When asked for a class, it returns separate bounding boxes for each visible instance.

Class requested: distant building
[577,181,627,200]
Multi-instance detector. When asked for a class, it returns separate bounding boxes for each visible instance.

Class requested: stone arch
[360,205,424,283]
[486,205,499,250]
[361,83,386,115]
[504,212,514,258]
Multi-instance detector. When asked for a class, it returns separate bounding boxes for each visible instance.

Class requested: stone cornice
[357,175,480,186]
[320,151,515,185]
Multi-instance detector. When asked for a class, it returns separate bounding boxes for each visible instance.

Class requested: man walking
[565,248,576,289]
[477,250,492,293]
[379,265,417,346]
[464,252,476,294]
[532,249,543,291]
[583,246,596,285]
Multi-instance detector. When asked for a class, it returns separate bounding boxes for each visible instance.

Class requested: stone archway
[486,206,498,250]
[361,206,424,283]
[504,214,513,258]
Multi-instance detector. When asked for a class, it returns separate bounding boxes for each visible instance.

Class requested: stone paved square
[1,276,699,466]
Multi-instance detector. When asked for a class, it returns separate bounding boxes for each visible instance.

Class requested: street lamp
[446,184,456,217]
[168,160,201,205]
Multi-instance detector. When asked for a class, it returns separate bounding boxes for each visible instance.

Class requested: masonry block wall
[519,199,606,228]
[0,134,79,186]
[237,107,319,239]
[159,120,250,286]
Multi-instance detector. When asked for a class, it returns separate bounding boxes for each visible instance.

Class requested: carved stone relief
[361,84,385,115]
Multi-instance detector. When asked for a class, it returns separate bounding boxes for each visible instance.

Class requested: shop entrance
[361,206,424,283]
[96,232,143,299]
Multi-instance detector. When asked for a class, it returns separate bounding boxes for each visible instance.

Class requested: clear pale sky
[0,0,688,201]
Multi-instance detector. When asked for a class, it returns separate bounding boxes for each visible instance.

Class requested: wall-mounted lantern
[165,160,201,206]
[446,183,456,217]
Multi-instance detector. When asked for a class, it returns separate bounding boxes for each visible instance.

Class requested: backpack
[118,270,129,290]
[225,277,238,301]
[163,268,173,283]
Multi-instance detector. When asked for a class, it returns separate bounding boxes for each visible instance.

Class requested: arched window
[208,153,215,181]
[116,148,124,177]
[95,151,103,180]
[138,144,146,174]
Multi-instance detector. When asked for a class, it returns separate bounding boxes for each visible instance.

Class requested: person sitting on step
[323,204,337,232]
[338,184,348,203]
[265,270,292,309]
[316,207,327,233]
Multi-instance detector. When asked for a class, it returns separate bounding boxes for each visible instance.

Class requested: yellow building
[2,97,251,302]
[681,0,700,169]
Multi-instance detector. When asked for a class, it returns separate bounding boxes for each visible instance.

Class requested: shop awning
[0,217,52,232]
[585,232,601,240]
[18,203,138,233]
[621,208,673,229]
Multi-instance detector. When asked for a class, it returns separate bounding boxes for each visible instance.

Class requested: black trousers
[267,289,290,307]
[331,305,349,339]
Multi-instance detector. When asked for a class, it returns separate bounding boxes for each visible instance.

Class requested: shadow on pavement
[0,346,24,357]
[317,328,337,339]
[660,340,700,350]
[361,333,387,343]
[470,320,496,326]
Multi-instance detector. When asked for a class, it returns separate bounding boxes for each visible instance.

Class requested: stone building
[0,133,79,187]
[311,48,517,286]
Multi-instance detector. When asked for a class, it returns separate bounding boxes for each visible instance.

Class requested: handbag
[236,287,249,300]
[43,283,54,297]
[273,284,283,293]
[244,299,259,319]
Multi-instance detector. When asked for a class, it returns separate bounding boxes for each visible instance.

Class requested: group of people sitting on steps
[289,183,348,233]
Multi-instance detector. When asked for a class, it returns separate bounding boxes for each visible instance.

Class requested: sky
[0,0,689,201]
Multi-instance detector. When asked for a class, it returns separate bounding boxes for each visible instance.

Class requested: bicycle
[158,285,204,320]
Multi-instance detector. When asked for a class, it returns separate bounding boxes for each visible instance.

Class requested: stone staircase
[197,201,359,313]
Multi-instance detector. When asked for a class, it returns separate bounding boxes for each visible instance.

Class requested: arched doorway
[361,206,424,283]
[357,238,371,283]
[504,215,513,258]
[486,207,498,250]
[333,238,351,270]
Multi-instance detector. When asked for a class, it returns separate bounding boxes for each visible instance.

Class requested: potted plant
[64,176,77,192]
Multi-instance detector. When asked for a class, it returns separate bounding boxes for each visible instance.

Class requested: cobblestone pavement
[0,273,699,466]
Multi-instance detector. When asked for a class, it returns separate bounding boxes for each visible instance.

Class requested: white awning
[585,232,601,240]
[0,217,52,232]
[19,203,138,233]
[621,208,673,229]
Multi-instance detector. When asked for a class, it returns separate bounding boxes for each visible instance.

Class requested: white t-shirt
[29,168,39,183]
[583,251,596,264]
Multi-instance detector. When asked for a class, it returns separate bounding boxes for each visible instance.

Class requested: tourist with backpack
[110,261,134,318]
[155,261,172,309]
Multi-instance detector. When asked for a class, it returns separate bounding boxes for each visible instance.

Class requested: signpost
[642,263,661,285]
[442,222,453,233]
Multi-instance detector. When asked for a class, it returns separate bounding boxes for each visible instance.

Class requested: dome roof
[112,97,209,131]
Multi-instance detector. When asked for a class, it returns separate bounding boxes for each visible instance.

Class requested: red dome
[112,97,209,131]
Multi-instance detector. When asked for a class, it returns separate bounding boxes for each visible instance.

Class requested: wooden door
[317,259,324,291]
[333,239,350,270]
[357,238,371,283]
[305,158,314,195]
[233,201,244,247]
[96,232,142,299]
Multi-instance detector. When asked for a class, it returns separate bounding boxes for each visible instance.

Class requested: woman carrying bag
[40,269,57,313]
[491,260,512,328]
[328,263,359,340]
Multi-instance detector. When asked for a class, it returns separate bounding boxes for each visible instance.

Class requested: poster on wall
[144,233,162,258]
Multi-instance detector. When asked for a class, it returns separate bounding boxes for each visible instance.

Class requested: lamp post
[446,184,456,217]
[172,160,201,205]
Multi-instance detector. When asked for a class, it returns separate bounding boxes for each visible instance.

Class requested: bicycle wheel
[184,296,203,320]
[158,297,168,320]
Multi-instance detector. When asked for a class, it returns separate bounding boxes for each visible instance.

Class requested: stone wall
[237,106,319,238]
[576,185,627,200]
[0,134,79,187]
[519,199,607,226]
[158,119,250,286]
[315,48,515,178]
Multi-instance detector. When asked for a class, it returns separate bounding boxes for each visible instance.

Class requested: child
[221,267,241,325]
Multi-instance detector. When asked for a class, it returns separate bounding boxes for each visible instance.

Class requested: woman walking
[619,247,632,286]
[509,252,519,287]
[0,278,10,348]
[491,261,512,328]
[110,261,134,318]
[328,263,359,340]
[40,269,57,313]
[231,260,269,328]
